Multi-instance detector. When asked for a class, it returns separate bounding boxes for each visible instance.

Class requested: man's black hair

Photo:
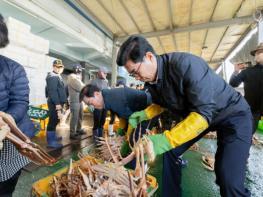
[116,79,127,87]
[116,35,155,66]
[79,84,101,102]
[0,14,9,48]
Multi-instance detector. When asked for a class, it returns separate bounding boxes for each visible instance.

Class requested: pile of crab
[95,135,125,162]
[49,134,156,197]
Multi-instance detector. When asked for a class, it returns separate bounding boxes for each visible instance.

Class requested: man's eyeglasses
[129,60,143,77]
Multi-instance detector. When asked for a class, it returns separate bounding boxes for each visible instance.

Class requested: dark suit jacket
[45,71,67,105]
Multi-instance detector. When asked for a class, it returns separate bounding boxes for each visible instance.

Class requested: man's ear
[94,91,101,97]
[145,52,154,60]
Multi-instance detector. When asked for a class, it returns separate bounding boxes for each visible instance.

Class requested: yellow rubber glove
[125,124,133,141]
[129,104,164,128]
[118,118,127,130]
[142,112,209,163]
[144,104,164,119]
[164,112,208,147]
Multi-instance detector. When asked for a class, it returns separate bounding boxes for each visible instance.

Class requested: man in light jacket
[67,64,85,139]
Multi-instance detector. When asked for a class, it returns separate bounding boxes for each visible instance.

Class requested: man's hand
[0,116,10,150]
[87,105,95,113]
[55,104,62,110]
[128,110,147,128]
[128,105,164,129]
[234,63,246,72]
[57,110,63,120]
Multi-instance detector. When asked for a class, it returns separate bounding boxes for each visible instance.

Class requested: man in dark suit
[45,59,68,148]
[79,84,152,144]
[117,35,253,197]
[230,43,263,131]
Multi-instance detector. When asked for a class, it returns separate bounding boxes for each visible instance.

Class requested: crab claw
[141,136,156,164]
[7,132,56,166]
[1,112,56,166]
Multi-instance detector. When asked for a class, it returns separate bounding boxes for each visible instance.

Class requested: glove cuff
[164,112,208,147]
[144,104,163,119]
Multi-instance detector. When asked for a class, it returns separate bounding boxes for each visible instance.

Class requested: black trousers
[0,170,21,197]
[109,111,115,125]
[162,109,253,197]
[92,109,107,139]
[47,101,59,131]
[93,109,107,130]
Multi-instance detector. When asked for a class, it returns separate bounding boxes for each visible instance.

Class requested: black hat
[116,79,126,87]
[250,42,263,56]
[73,64,84,73]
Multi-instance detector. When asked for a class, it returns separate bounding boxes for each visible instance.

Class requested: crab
[201,154,215,171]
[0,112,56,166]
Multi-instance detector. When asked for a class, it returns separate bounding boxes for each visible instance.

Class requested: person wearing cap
[0,14,35,195]
[117,35,253,197]
[230,42,263,131]
[67,64,85,140]
[89,67,109,142]
[45,59,67,148]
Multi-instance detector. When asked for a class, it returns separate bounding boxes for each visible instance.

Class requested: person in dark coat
[80,84,153,139]
[107,79,128,135]
[80,85,151,121]
[230,43,263,130]
[0,14,35,196]
[45,59,67,148]
[117,35,253,197]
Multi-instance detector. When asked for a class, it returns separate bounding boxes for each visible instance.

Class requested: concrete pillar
[111,40,119,87]
[80,61,86,82]
[222,60,227,81]
[258,17,263,43]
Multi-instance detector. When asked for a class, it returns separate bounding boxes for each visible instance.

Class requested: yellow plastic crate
[32,155,158,197]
